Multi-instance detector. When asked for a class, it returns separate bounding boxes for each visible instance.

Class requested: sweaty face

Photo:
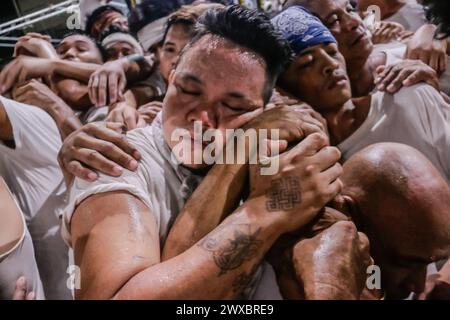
[283,43,351,111]
[306,0,373,63]
[158,24,192,83]
[57,35,103,64]
[162,35,267,170]
[106,41,139,61]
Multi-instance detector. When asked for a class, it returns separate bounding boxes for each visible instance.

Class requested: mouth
[327,74,348,90]
[351,33,367,47]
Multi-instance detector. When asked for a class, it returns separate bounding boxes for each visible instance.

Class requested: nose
[322,54,340,77]
[187,108,216,129]
[62,48,77,60]
[342,13,360,31]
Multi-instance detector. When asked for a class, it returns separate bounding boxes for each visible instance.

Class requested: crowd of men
[1,0,450,300]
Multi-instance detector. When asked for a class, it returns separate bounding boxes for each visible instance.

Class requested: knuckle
[86,151,100,162]
[336,220,357,234]
[102,141,116,154]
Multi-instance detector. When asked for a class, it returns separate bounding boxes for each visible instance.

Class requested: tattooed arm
[71,133,341,299]
[71,192,284,300]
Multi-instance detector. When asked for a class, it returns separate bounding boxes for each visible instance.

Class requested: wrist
[242,197,289,239]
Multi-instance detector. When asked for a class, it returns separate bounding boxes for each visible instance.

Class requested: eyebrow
[179,73,204,85]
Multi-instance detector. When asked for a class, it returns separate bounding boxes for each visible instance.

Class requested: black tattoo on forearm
[199,224,263,277]
[232,263,260,293]
[265,177,301,212]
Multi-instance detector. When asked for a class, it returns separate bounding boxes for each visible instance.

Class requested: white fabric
[384,0,427,32]
[0,96,71,299]
[338,84,450,184]
[63,124,282,300]
[373,41,450,95]
[0,227,45,300]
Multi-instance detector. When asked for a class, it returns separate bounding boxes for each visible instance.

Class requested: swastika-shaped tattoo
[265,177,301,211]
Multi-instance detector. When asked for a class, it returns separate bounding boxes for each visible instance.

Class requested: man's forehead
[312,0,348,18]
[179,35,266,76]
[60,35,94,47]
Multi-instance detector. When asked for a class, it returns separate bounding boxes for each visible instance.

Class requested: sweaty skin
[339,143,450,299]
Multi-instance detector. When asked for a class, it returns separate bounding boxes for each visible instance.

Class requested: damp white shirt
[384,0,427,32]
[338,84,450,184]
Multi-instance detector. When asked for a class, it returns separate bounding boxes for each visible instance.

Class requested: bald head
[342,143,450,257]
[340,142,450,298]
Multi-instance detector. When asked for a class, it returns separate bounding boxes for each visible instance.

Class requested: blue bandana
[271,6,337,55]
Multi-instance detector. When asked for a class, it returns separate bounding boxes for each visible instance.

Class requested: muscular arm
[162,163,248,260]
[0,102,13,141]
[71,191,284,300]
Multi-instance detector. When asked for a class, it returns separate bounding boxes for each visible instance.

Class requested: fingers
[118,74,127,101]
[385,69,412,93]
[123,108,139,130]
[12,277,27,300]
[89,74,99,106]
[285,132,329,160]
[85,123,141,161]
[108,73,118,105]
[430,53,440,74]
[66,160,98,182]
[69,148,125,177]
[0,60,20,93]
[377,65,400,91]
[319,162,343,183]
[309,146,342,172]
[98,73,108,107]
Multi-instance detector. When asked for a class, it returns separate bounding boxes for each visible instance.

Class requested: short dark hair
[162,3,224,43]
[61,30,106,62]
[423,0,450,38]
[85,5,125,36]
[185,5,292,104]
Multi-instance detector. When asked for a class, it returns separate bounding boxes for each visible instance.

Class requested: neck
[321,100,358,146]
[347,58,375,97]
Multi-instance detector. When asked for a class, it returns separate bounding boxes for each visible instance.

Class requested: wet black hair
[185,5,293,104]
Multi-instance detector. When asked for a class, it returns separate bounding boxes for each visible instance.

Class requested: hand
[243,105,328,145]
[138,101,163,124]
[292,221,372,300]
[406,24,448,75]
[12,79,65,112]
[88,59,128,107]
[12,276,36,300]
[58,122,142,184]
[374,59,440,93]
[106,104,147,130]
[14,33,57,59]
[0,56,54,94]
[248,133,343,233]
[371,21,405,44]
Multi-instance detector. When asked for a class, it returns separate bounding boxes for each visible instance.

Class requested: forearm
[53,60,100,83]
[162,163,248,260]
[113,200,284,300]
[45,101,82,140]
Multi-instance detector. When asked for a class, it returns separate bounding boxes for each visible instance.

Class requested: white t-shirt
[338,84,450,184]
[0,96,71,299]
[384,0,427,32]
[63,124,282,300]
[0,96,109,299]
[373,41,450,95]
